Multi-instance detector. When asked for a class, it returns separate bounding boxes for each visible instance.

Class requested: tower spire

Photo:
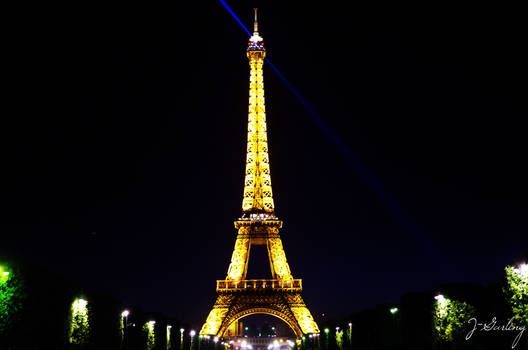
[253,8,259,33]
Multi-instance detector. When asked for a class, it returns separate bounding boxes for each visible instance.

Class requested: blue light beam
[217,0,452,272]
[218,0,251,36]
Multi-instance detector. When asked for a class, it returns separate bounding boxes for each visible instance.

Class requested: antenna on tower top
[253,8,259,33]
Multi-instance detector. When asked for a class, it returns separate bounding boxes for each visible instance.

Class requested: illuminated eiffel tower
[200,9,319,338]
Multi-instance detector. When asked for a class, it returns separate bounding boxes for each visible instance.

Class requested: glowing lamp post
[121,310,130,349]
[213,336,219,349]
[513,263,528,294]
[512,263,528,319]
[179,328,185,350]
[122,310,130,328]
[70,298,89,345]
[0,266,9,284]
[434,294,449,320]
[167,325,172,350]
[323,328,330,350]
[143,321,156,350]
[389,307,400,344]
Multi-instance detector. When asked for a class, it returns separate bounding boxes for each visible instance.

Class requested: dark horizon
[2,2,527,326]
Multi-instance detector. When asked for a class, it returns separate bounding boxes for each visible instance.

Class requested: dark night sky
[2,2,527,326]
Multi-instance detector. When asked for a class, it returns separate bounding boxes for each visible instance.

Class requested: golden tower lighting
[200,9,319,338]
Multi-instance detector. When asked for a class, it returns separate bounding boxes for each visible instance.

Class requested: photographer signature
[466,317,525,349]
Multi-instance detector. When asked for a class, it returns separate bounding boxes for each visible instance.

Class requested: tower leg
[267,237,293,280]
[226,237,251,281]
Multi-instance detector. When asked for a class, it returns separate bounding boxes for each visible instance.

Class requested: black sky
[2,2,527,326]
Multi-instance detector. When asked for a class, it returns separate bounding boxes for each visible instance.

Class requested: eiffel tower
[200,9,319,338]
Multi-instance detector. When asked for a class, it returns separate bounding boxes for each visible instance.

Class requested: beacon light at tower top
[248,8,265,50]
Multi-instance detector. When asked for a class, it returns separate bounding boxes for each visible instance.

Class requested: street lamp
[167,325,172,350]
[323,328,330,350]
[389,307,399,344]
[0,266,10,287]
[190,330,196,337]
[121,310,130,349]
[121,310,130,328]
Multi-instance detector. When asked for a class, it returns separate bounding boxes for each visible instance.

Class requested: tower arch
[219,308,303,338]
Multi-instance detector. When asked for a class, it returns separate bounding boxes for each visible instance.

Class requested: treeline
[1,256,526,350]
[315,278,527,349]
[0,258,192,350]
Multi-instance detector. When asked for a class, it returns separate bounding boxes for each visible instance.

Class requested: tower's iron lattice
[200,9,319,338]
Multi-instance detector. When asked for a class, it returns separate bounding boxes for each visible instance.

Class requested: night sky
[2,2,527,327]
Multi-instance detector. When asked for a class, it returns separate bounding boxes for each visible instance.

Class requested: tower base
[200,289,319,338]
